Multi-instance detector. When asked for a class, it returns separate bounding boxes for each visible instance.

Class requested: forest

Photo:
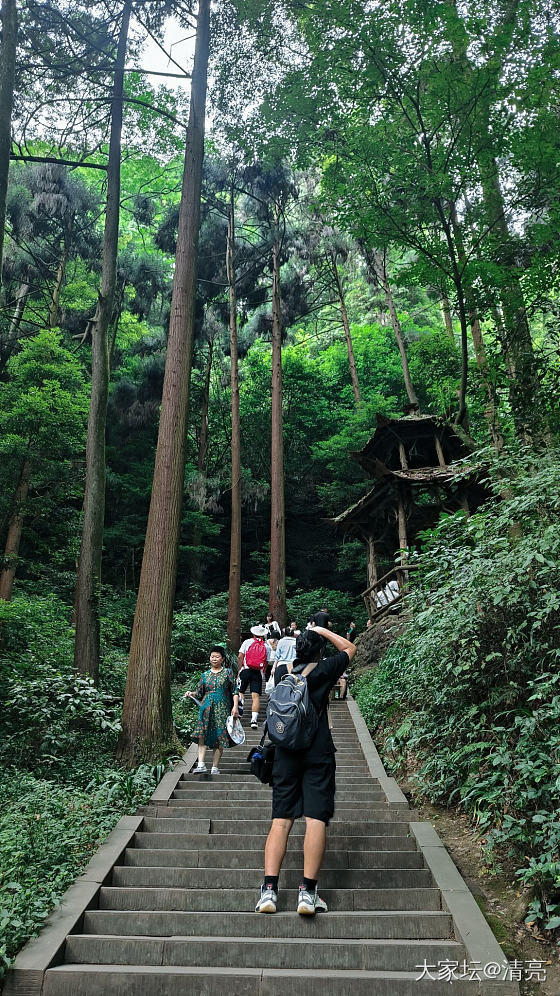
[1,0,560,975]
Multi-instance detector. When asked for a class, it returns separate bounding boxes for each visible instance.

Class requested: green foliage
[354,446,560,922]
[0,593,73,673]
[0,587,189,973]
[0,765,161,973]
[172,583,366,676]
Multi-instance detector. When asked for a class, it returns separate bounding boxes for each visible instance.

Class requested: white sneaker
[316,895,328,912]
[255,884,278,914]
[211,766,220,775]
[194,762,207,773]
[250,720,258,729]
[297,885,318,915]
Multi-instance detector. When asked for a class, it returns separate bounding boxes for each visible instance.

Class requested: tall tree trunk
[48,219,73,328]
[440,290,455,340]
[117,0,210,764]
[227,185,242,652]
[73,1,131,683]
[370,249,419,408]
[109,276,127,366]
[446,0,543,440]
[197,336,214,474]
[450,203,503,450]
[328,249,361,404]
[0,458,31,602]
[477,160,542,440]
[427,195,470,425]
[0,279,30,369]
[269,206,287,627]
[0,0,17,299]
[189,333,214,590]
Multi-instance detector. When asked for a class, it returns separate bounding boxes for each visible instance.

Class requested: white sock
[252,712,258,723]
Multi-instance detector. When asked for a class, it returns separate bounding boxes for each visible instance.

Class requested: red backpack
[245,638,267,670]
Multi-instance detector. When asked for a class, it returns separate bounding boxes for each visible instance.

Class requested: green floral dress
[191,667,234,749]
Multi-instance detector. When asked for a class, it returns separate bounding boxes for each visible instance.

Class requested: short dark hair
[210,646,226,659]
[295,628,324,663]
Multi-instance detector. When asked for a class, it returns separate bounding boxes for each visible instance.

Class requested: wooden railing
[361,564,417,623]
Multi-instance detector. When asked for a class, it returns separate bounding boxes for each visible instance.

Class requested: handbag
[247,725,275,785]
[265,674,275,695]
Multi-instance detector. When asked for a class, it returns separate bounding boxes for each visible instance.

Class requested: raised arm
[311,625,357,663]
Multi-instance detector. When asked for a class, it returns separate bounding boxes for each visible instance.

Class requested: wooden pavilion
[331,411,485,618]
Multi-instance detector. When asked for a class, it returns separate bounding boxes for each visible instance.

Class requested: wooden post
[366,534,378,616]
[398,442,408,470]
[397,487,409,582]
[435,435,447,467]
[366,534,378,589]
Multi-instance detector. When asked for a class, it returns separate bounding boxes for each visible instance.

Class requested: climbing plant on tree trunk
[117,0,210,764]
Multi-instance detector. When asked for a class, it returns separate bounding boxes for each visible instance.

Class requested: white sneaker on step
[194,762,207,773]
[211,766,220,775]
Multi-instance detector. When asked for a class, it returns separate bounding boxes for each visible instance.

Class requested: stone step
[43,964,478,995]
[184,765,372,776]
[99,886,442,912]
[122,848,426,870]
[133,832,418,852]
[180,772,380,784]
[140,817,412,836]
[110,866,434,890]
[169,788,389,801]
[159,805,409,821]
[182,776,381,788]
[83,909,454,940]
[189,771,372,781]
[64,934,465,972]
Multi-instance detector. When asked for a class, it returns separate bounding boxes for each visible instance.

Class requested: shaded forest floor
[408,794,560,996]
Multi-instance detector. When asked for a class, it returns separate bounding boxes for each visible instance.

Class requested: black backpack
[247,732,276,784]
[266,661,319,751]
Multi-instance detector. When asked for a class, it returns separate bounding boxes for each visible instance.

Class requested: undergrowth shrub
[0,765,163,974]
[0,592,185,973]
[354,446,560,930]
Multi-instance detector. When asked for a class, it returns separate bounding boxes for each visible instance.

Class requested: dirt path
[410,796,560,996]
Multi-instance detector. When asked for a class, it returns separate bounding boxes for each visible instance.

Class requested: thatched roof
[352,412,474,476]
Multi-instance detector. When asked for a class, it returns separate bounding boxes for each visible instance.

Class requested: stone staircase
[5,698,518,995]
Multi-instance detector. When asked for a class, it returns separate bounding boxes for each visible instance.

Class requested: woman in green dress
[184,646,235,774]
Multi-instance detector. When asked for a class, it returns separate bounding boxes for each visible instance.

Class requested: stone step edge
[68,933,465,948]
[121,848,425,864]
[42,964,512,991]
[83,908,452,922]
[44,964,479,979]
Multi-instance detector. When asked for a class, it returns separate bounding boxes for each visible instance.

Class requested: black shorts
[239,669,262,694]
[272,750,336,825]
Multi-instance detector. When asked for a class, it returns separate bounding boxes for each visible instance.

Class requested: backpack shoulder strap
[301,660,319,678]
